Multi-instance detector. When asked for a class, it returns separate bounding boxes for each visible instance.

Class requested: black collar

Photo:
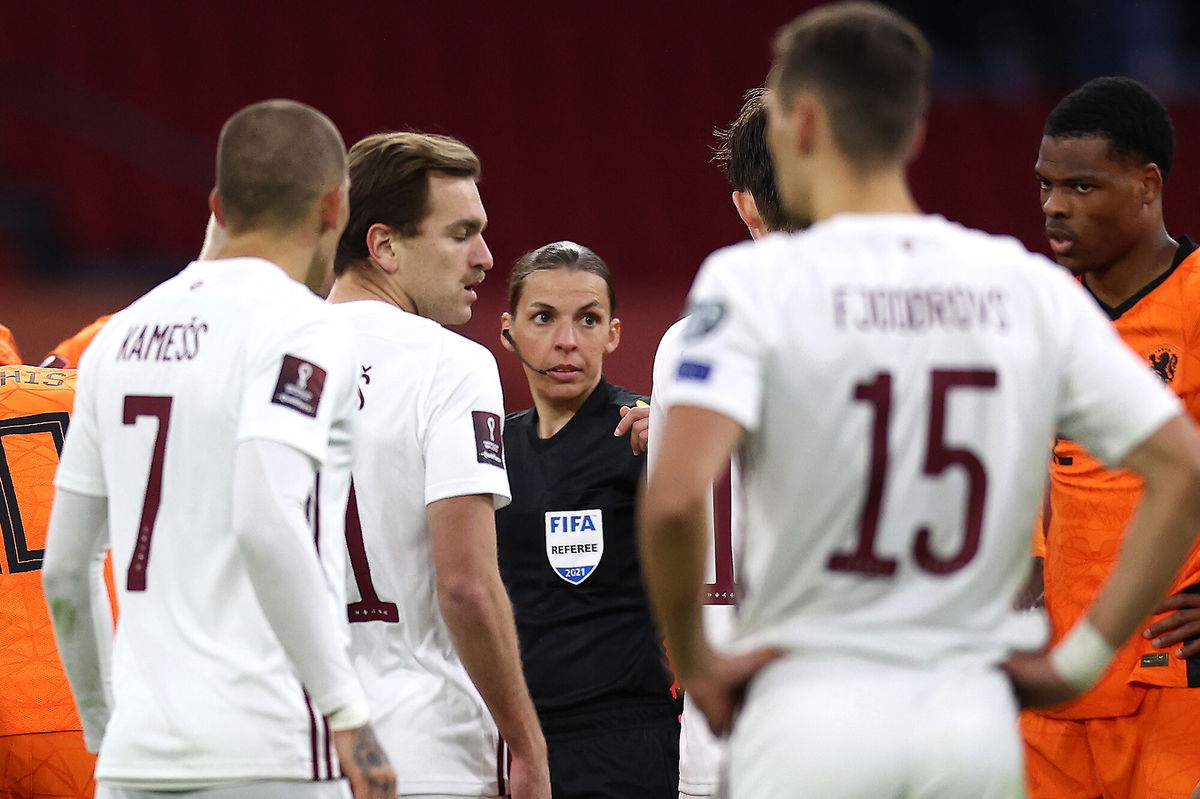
[524,377,611,450]
[1087,235,1197,321]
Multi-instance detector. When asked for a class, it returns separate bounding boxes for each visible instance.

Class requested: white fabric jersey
[331,301,511,797]
[667,214,1182,668]
[55,258,362,785]
[650,318,737,797]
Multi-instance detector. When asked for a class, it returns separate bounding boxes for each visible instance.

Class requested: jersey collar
[1086,235,1197,321]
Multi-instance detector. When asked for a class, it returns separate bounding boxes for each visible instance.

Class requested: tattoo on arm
[354,725,389,775]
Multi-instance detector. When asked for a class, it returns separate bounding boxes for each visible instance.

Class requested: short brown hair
[508,241,616,314]
[772,2,930,168]
[712,88,797,233]
[216,99,347,233]
[334,132,481,275]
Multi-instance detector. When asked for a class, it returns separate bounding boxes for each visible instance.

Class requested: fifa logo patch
[271,354,326,417]
[545,509,603,585]
[472,411,504,469]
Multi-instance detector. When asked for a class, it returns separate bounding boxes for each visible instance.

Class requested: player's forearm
[42,489,112,751]
[232,439,367,727]
[438,574,546,759]
[638,489,711,680]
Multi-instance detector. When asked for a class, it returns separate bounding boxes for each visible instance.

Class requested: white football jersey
[650,318,737,796]
[330,300,511,796]
[667,214,1181,668]
[54,258,362,784]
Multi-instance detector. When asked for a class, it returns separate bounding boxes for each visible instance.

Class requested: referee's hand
[614,403,650,455]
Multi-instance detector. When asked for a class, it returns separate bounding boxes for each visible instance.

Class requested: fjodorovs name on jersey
[833,284,1011,334]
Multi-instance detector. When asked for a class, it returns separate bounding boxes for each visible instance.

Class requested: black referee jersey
[496,378,678,724]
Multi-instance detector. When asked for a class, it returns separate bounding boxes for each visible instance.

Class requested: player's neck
[1083,227,1177,309]
[327,266,414,313]
[210,231,321,286]
[810,163,919,223]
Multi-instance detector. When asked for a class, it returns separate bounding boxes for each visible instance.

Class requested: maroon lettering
[829,368,997,578]
[913,370,997,574]
[345,480,399,623]
[828,372,898,576]
[123,395,173,591]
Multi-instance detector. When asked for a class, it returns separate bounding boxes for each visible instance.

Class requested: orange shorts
[0,731,95,799]
[1021,687,1200,799]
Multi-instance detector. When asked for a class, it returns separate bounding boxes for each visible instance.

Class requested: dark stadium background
[5,1,1200,410]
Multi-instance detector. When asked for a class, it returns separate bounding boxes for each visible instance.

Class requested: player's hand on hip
[614,404,650,456]
[333,723,397,799]
[1144,591,1200,659]
[1001,650,1078,709]
[686,648,782,737]
[507,749,552,799]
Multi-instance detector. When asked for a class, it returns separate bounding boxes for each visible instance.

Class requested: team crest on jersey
[472,411,504,468]
[1148,346,1179,384]
[684,301,726,340]
[271,355,327,418]
[545,509,603,584]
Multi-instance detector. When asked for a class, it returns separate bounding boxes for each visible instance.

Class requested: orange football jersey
[41,315,113,369]
[0,365,80,736]
[1040,239,1200,719]
[0,323,21,366]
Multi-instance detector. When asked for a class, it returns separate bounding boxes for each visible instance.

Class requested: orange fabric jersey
[0,365,80,736]
[41,315,113,369]
[1040,242,1200,720]
[0,323,22,366]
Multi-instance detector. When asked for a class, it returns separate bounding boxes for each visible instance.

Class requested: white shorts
[98,780,352,799]
[729,655,1024,799]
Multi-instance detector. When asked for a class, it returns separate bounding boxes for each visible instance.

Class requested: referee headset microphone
[502,328,550,375]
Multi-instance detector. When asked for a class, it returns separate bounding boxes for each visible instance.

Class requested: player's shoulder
[1171,235,1200,284]
[0,367,77,416]
[654,317,689,364]
[939,218,1058,275]
[76,307,133,365]
[434,324,499,370]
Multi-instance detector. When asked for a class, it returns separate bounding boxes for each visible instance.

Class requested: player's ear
[198,213,226,260]
[906,119,927,165]
[793,93,819,157]
[1140,163,1164,206]
[318,182,346,234]
[500,312,515,352]
[209,189,226,225]
[732,191,765,240]
[366,223,401,274]
[605,317,621,355]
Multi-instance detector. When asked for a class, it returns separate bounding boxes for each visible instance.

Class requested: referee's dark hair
[335,131,481,275]
[1045,77,1175,183]
[772,1,930,169]
[508,241,616,314]
[712,88,798,233]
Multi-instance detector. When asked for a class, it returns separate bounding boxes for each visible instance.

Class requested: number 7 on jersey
[123,395,172,591]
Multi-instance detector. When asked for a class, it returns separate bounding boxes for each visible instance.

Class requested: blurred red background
[4,2,1200,409]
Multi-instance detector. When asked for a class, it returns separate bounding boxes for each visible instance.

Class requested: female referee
[496,241,680,799]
